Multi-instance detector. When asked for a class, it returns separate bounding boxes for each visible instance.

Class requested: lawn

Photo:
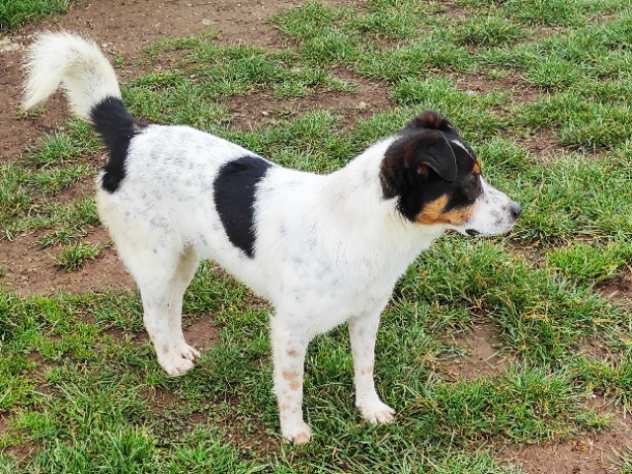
[1,0,631,472]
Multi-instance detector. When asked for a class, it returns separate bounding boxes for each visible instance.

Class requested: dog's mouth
[465,229,480,236]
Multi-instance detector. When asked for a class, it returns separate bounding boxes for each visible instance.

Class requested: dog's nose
[509,202,522,220]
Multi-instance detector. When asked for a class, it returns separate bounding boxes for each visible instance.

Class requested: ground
[1,0,632,472]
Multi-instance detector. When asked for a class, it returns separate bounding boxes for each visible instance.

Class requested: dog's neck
[322,137,446,257]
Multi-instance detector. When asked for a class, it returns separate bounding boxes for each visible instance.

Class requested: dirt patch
[440,324,514,380]
[597,267,632,306]
[0,414,8,435]
[454,71,541,105]
[501,397,632,474]
[184,318,220,352]
[228,73,390,130]
[517,129,564,159]
[53,175,97,204]
[435,1,469,22]
[144,385,181,412]
[104,316,218,353]
[26,351,59,396]
[0,227,135,295]
[578,335,618,362]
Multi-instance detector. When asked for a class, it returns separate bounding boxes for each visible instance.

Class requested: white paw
[157,348,197,377]
[178,342,200,361]
[358,400,395,425]
[282,421,312,445]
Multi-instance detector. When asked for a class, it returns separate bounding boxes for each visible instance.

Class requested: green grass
[2,0,632,472]
[621,451,632,474]
[0,0,70,32]
[54,242,102,272]
[450,15,525,47]
[546,241,632,286]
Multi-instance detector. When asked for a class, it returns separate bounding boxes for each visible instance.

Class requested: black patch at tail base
[213,156,272,258]
[90,97,138,193]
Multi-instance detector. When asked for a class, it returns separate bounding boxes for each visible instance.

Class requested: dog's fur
[23,32,520,444]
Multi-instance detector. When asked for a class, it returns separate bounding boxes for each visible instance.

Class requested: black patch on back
[213,156,272,258]
[90,97,139,193]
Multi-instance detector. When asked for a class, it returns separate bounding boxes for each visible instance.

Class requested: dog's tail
[23,32,135,192]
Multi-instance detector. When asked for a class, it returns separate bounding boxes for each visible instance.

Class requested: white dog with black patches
[23,32,521,444]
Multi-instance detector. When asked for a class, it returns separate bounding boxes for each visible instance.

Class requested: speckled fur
[23,32,519,444]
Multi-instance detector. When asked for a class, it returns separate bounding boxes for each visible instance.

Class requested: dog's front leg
[349,312,395,424]
[271,316,311,444]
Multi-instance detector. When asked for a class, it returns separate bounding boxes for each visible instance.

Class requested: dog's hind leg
[116,237,200,376]
[166,246,200,359]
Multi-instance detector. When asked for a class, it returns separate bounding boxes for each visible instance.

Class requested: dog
[22,32,520,444]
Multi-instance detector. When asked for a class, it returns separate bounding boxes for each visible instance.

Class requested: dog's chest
[273,250,404,334]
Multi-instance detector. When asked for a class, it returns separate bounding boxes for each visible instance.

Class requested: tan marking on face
[416,195,449,224]
[416,194,476,226]
[472,161,481,175]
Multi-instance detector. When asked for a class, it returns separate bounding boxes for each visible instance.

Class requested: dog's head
[380,111,520,236]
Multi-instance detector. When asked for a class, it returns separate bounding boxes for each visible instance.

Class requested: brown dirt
[184,318,220,352]
[0,227,135,295]
[597,267,632,306]
[440,324,515,380]
[53,175,97,204]
[578,335,618,362]
[518,129,564,160]
[144,385,181,411]
[500,397,632,474]
[228,70,391,130]
[454,71,541,105]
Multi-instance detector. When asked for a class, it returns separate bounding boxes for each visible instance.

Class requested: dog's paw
[282,421,312,445]
[358,400,395,425]
[157,346,198,376]
[178,342,200,361]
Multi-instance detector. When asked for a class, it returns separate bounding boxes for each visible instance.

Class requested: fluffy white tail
[23,32,121,120]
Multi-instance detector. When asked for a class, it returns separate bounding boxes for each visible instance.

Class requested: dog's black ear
[381,130,457,198]
[411,130,457,182]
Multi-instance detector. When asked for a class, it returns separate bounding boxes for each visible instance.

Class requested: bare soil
[0,414,7,435]
[598,267,632,306]
[501,397,632,474]
[184,318,220,352]
[228,72,390,130]
[0,227,135,295]
[440,324,515,380]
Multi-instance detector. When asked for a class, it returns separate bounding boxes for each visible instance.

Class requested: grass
[54,242,102,271]
[0,0,70,32]
[2,0,632,472]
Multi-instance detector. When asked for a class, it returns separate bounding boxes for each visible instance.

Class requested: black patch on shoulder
[90,97,140,193]
[213,156,272,258]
